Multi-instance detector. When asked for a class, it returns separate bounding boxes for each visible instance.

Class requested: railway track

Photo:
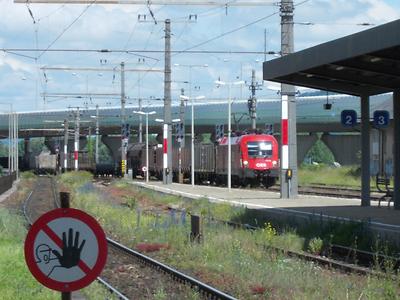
[22,176,237,300]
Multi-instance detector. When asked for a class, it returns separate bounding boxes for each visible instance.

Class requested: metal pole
[163,19,172,184]
[59,191,71,300]
[64,119,68,171]
[95,105,99,164]
[250,69,257,130]
[16,113,18,178]
[361,94,370,207]
[280,0,297,198]
[74,108,80,171]
[228,84,231,191]
[14,113,16,174]
[139,98,143,143]
[191,97,195,187]
[8,112,10,174]
[146,113,149,183]
[121,62,127,176]
[179,88,185,184]
[393,90,400,210]
[10,113,13,173]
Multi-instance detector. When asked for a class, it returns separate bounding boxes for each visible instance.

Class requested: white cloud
[0,54,34,73]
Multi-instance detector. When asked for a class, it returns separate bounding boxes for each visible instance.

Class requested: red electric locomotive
[215,134,279,187]
[129,133,279,188]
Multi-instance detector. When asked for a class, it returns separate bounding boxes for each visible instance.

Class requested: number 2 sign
[341,110,357,127]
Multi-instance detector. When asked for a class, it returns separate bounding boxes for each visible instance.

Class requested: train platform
[130,180,400,237]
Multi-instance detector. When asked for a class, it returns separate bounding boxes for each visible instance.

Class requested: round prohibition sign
[24,208,107,292]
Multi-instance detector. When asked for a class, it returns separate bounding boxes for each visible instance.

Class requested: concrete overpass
[0,93,393,166]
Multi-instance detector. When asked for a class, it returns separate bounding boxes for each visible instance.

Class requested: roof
[263,19,400,96]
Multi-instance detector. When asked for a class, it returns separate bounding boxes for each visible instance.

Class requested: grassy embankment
[59,171,400,299]
[298,164,379,188]
[0,173,116,300]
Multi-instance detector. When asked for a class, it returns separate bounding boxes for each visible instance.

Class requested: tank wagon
[128,133,280,187]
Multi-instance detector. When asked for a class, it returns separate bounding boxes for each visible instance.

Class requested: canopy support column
[361,94,370,207]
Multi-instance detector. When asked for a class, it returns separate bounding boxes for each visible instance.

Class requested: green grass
[0,208,58,300]
[58,175,400,299]
[0,203,117,300]
[298,164,377,188]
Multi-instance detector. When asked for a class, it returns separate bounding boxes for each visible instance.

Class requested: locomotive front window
[247,141,273,158]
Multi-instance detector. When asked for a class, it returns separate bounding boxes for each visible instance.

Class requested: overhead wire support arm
[14,0,276,5]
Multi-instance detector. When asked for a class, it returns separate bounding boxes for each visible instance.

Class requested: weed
[308,237,323,255]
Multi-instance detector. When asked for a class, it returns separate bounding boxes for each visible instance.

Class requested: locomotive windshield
[247,141,273,158]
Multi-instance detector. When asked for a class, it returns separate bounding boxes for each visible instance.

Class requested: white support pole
[191,97,195,187]
[163,123,168,170]
[74,108,80,171]
[228,84,232,191]
[8,113,10,174]
[95,105,99,164]
[16,113,18,178]
[146,114,149,183]
[13,113,17,174]
[64,119,68,170]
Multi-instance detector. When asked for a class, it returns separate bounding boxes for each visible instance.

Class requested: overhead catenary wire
[36,0,97,59]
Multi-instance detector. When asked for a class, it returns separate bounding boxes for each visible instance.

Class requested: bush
[308,237,323,255]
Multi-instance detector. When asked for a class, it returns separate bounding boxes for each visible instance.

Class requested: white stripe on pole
[64,145,68,169]
[281,95,288,119]
[74,141,78,170]
[282,145,289,169]
[163,124,168,169]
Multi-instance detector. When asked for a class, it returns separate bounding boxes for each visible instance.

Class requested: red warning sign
[24,208,107,292]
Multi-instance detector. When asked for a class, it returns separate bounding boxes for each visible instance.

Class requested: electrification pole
[64,119,69,171]
[179,88,185,183]
[95,105,99,164]
[280,0,297,198]
[121,62,128,177]
[74,107,80,171]
[138,98,143,143]
[163,19,172,184]
[248,69,261,130]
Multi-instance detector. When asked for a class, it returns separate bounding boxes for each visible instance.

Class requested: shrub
[308,237,323,255]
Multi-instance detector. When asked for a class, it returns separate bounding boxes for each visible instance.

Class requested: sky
[0,0,399,113]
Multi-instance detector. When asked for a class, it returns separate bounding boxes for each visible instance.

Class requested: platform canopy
[263,19,400,96]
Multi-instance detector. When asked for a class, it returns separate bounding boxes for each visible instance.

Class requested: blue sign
[341,110,357,127]
[373,110,389,128]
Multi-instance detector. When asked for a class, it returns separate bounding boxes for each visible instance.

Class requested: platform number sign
[215,124,224,141]
[24,208,107,292]
[373,110,389,128]
[341,110,357,127]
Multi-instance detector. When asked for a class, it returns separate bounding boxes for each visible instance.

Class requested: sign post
[24,203,107,296]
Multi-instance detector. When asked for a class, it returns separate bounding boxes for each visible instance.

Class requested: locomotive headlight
[272,160,277,166]
[243,160,249,166]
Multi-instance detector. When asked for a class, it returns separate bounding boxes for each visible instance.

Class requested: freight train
[128,133,280,187]
[35,151,115,176]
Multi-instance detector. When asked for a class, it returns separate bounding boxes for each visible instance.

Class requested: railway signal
[215,124,224,141]
[265,124,274,135]
[121,123,131,139]
[175,122,184,143]
[24,208,107,293]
